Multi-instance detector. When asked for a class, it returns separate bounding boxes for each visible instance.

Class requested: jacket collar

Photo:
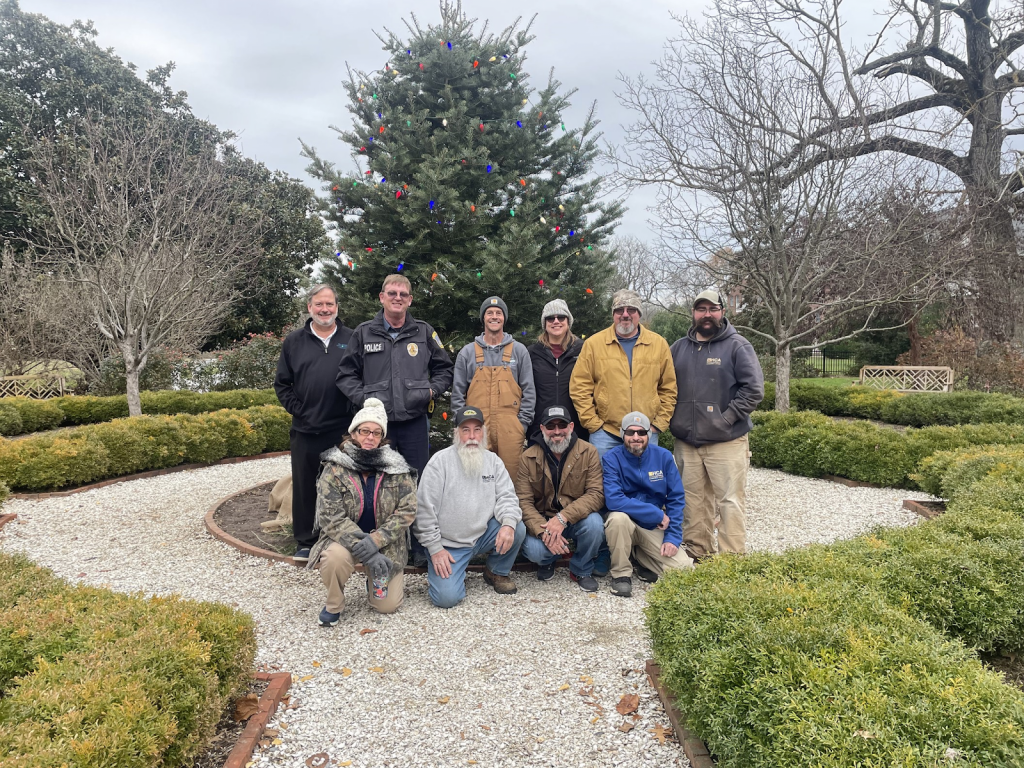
[687,316,736,344]
[602,324,653,345]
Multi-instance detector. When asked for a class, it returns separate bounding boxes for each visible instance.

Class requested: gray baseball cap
[620,411,652,437]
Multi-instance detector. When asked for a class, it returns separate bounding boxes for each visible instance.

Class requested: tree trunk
[775,343,791,413]
[968,196,1023,345]
[125,363,142,417]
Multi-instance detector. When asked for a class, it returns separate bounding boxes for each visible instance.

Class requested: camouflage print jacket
[307,442,417,580]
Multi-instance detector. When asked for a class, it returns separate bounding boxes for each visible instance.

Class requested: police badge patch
[407,342,419,357]
[431,331,444,349]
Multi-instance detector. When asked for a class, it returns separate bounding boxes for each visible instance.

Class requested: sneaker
[293,547,311,563]
[318,607,340,627]
[630,556,659,584]
[610,577,633,598]
[537,562,556,581]
[483,568,518,595]
[570,573,599,592]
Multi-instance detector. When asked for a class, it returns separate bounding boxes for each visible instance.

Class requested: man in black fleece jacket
[669,289,763,559]
[275,285,354,560]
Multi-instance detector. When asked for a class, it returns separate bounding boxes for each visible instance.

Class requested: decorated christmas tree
[303,1,621,349]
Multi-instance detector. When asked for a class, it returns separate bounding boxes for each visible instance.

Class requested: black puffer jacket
[526,339,589,442]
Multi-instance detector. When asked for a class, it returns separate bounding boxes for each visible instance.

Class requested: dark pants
[290,427,347,548]
[387,415,431,563]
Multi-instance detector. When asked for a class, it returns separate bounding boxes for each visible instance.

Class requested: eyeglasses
[546,315,568,323]
[384,290,411,299]
[544,421,570,430]
[694,305,723,315]
[613,306,640,316]
[623,428,648,437]
[356,428,383,438]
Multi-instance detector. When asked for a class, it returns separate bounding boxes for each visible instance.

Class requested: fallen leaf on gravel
[232,693,260,722]
[616,694,640,715]
[649,724,673,745]
[279,723,289,729]
[368,666,384,673]
[618,721,635,733]
[537,736,546,743]
[339,762,352,767]
[264,729,279,738]
[335,667,353,676]
[468,762,478,765]
[311,661,321,667]
[558,684,570,691]
[588,593,597,598]
[360,628,378,636]
[438,696,450,704]
[578,687,593,696]
[590,716,599,724]
[480,725,491,730]
[579,675,593,684]
[272,738,283,746]
[298,675,314,682]
[305,753,329,768]
[419,678,426,686]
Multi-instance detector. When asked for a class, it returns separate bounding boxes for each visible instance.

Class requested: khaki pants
[318,542,404,614]
[604,511,693,579]
[674,435,749,556]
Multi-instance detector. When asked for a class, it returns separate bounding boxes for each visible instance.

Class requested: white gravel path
[0,460,932,768]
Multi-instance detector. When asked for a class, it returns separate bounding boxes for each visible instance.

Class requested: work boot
[483,568,517,595]
[610,577,633,598]
[630,555,659,584]
[537,562,556,581]
[570,573,599,592]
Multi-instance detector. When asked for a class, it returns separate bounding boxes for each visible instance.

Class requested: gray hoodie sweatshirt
[413,444,523,555]
[450,333,536,427]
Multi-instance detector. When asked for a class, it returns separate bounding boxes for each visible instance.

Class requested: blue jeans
[427,517,526,609]
[589,428,622,459]
[520,512,605,577]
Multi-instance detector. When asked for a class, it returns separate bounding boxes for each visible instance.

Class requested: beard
[695,316,722,336]
[626,441,647,457]
[543,433,571,454]
[615,318,637,337]
[454,429,488,476]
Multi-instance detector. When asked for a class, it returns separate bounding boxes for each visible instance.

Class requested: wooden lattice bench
[858,365,953,392]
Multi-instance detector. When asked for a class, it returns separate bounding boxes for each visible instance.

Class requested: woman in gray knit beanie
[526,299,588,442]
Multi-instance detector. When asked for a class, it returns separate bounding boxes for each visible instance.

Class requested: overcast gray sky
[22,0,711,239]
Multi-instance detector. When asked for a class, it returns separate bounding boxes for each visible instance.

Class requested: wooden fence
[0,376,66,399]
[859,366,954,393]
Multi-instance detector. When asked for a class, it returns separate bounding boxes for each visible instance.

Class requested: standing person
[274,284,353,561]
[515,406,605,591]
[602,412,693,598]
[669,289,764,559]
[414,406,526,608]
[526,299,588,443]
[309,398,417,627]
[336,274,454,477]
[570,288,677,460]
[450,296,535,482]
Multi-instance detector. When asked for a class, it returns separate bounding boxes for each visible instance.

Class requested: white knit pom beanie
[349,397,388,437]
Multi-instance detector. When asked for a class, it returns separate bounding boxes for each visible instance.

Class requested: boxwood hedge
[646,446,1024,767]
[0,405,291,492]
[0,389,281,436]
[0,553,256,768]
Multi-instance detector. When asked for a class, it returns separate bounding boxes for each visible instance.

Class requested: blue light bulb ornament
[516,120,522,128]
[381,177,386,183]
[447,41,452,49]
[397,262,405,271]
[429,200,435,210]
[486,164,492,173]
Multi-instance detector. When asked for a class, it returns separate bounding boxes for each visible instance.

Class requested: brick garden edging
[0,513,16,531]
[646,660,714,768]
[10,451,290,500]
[223,671,291,768]
[903,498,947,519]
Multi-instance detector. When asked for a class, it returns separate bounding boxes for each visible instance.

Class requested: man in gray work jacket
[669,289,763,559]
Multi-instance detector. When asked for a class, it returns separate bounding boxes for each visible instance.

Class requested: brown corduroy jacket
[514,435,605,537]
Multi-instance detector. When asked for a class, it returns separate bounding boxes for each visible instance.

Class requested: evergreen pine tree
[303,1,621,349]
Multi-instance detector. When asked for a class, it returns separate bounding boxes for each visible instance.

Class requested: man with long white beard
[414,406,526,608]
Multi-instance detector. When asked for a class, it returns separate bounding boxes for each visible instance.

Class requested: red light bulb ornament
[479,122,485,132]
[538,279,544,287]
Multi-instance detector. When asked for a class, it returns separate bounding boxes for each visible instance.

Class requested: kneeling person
[602,411,692,598]
[310,398,416,626]
[516,406,605,591]
[414,406,526,608]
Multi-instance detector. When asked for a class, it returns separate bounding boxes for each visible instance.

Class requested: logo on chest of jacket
[364,342,384,353]
[407,342,419,357]
[706,357,722,365]
[481,474,495,483]
[336,342,347,350]
[648,470,665,482]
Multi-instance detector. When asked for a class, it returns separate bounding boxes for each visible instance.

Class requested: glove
[349,531,379,562]
[364,552,393,583]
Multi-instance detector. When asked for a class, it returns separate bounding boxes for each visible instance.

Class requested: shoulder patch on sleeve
[432,331,444,349]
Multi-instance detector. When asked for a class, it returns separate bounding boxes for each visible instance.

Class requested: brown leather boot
[483,568,517,595]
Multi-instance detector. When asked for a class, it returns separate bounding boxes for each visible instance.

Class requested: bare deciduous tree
[611,9,965,410]
[26,115,261,415]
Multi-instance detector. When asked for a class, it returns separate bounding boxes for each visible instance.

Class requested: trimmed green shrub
[3,397,63,433]
[915,445,1024,498]
[0,406,291,491]
[0,481,8,509]
[0,402,23,436]
[0,553,256,767]
[0,388,281,437]
[647,557,1024,768]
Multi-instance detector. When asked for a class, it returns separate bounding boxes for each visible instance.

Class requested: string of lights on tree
[331,38,597,298]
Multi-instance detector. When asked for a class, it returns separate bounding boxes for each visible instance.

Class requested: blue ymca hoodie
[601,443,685,547]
